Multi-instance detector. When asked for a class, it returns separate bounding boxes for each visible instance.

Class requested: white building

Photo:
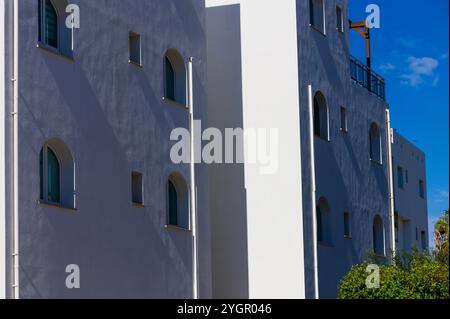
[1,0,428,299]
[392,131,429,252]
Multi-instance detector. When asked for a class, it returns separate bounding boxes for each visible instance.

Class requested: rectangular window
[310,0,325,34]
[397,166,404,189]
[131,172,144,205]
[129,32,142,65]
[419,180,425,198]
[340,106,348,132]
[344,212,351,237]
[405,169,409,184]
[336,6,344,32]
[421,231,427,250]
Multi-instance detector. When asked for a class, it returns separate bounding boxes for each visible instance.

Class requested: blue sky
[349,1,449,242]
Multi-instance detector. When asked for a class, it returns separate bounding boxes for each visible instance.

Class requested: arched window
[165,57,175,100]
[168,180,178,225]
[317,197,332,244]
[39,139,75,208]
[369,123,382,163]
[373,215,385,256]
[313,91,329,140]
[40,146,61,203]
[44,0,58,48]
[164,49,186,105]
[38,0,72,56]
[167,172,189,229]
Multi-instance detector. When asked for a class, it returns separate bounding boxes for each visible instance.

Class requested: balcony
[350,55,386,100]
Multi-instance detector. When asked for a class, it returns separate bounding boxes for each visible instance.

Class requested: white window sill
[132,202,145,208]
[38,200,77,212]
[128,60,143,68]
[344,235,353,240]
[314,135,331,143]
[370,159,383,166]
[164,225,192,233]
[161,97,188,110]
[309,24,327,37]
[37,42,74,62]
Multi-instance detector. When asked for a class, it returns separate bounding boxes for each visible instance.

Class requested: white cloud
[379,63,396,73]
[401,56,439,87]
[434,190,449,203]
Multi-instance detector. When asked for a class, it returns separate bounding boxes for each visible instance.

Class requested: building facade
[1,0,212,299]
[392,131,429,252]
[1,0,428,299]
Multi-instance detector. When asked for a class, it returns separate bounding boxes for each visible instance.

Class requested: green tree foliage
[339,249,449,299]
[435,210,449,264]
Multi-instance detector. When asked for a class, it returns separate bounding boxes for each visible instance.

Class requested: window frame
[167,179,179,226]
[397,166,404,190]
[340,106,348,133]
[309,0,326,35]
[164,56,176,101]
[40,143,62,206]
[37,0,74,60]
[129,31,143,67]
[373,215,386,257]
[369,123,383,165]
[39,0,60,51]
[313,92,330,141]
[421,231,427,250]
[419,180,425,199]
[131,171,144,206]
[336,5,344,33]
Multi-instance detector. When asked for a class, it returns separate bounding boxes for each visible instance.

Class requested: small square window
[419,180,425,199]
[421,231,427,250]
[129,32,142,66]
[344,212,351,238]
[131,171,144,205]
[397,166,404,189]
[340,106,348,132]
[336,6,344,32]
[309,0,326,34]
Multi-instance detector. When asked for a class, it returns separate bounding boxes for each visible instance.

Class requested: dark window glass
[47,147,60,203]
[45,0,58,48]
[168,180,178,226]
[165,57,175,101]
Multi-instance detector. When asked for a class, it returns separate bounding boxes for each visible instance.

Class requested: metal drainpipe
[386,109,396,258]
[11,0,20,300]
[188,57,199,299]
[308,85,319,299]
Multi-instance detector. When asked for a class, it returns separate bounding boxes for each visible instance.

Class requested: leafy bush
[339,250,449,299]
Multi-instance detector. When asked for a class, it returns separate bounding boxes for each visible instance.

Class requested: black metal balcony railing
[350,55,386,100]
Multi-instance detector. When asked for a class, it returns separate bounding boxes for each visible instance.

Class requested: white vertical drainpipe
[386,109,396,257]
[188,57,199,299]
[308,85,319,299]
[12,0,20,300]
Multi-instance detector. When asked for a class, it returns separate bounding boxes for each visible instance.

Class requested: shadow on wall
[19,42,193,298]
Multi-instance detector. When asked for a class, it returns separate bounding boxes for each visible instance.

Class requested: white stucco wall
[206,0,306,299]
[392,131,428,250]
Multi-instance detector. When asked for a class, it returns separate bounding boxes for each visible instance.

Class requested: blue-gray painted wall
[14,0,211,299]
[296,0,392,298]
